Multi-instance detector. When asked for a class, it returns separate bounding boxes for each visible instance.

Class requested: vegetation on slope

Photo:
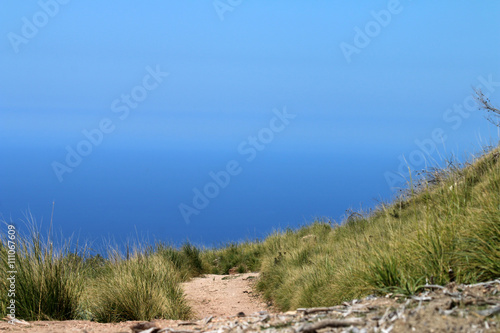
[0,231,194,322]
[255,146,500,309]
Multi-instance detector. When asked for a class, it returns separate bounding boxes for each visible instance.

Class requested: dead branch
[474,88,500,127]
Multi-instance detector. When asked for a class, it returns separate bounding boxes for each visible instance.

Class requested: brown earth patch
[180,272,269,319]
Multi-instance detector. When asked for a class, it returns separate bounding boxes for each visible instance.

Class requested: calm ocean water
[0,145,393,249]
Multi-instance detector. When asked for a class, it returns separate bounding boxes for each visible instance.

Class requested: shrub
[0,222,86,320]
[87,252,191,322]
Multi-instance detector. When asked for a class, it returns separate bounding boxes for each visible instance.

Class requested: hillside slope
[253,146,500,310]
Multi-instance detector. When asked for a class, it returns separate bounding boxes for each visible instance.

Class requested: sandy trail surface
[180,272,268,319]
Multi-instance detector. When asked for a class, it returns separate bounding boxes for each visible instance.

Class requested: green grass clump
[87,252,191,322]
[200,241,263,274]
[0,221,86,320]
[0,225,194,322]
[154,242,204,279]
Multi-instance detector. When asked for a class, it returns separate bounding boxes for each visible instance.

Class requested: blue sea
[0,143,396,249]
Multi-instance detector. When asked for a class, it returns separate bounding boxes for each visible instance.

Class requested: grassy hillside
[254,145,500,309]
[1,144,499,321]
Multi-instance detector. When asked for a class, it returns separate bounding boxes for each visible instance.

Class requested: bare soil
[180,273,268,319]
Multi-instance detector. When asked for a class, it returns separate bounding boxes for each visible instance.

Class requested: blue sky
[1,1,499,246]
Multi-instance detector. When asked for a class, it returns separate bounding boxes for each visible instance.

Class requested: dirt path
[181,273,268,319]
